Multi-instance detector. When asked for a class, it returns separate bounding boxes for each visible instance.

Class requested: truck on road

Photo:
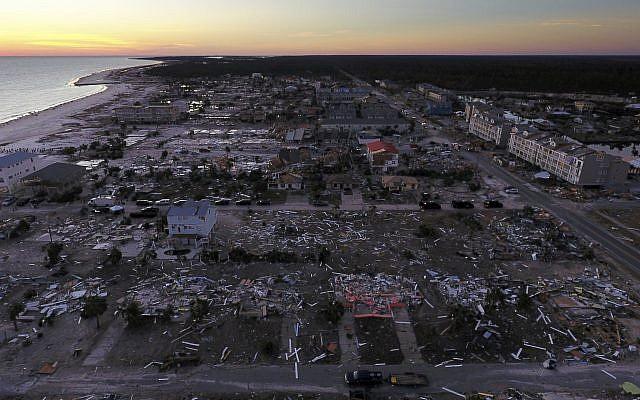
[388,372,429,386]
[88,196,116,208]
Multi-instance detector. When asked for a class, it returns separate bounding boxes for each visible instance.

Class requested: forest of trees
[145,55,640,94]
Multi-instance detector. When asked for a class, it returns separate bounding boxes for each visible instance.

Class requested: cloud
[288,30,351,39]
[540,19,604,28]
[25,34,132,49]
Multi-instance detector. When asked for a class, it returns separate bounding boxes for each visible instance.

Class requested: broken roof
[367,141,399,154]
[0,151,37,169]
[167,200,212,218]
[21,162,85,185]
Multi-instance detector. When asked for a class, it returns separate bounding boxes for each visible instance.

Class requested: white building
[366,141,399,173]
[0,152,41,193]
[508,128,629,187]
[167,200,217,246]
[114,102,186,125]
[465,102,511,146]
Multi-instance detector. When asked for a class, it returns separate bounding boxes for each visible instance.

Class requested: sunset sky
[1,0,639,56]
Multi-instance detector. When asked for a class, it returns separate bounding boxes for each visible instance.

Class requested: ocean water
[0,57,157,124]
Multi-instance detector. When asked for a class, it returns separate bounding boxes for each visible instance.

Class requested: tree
[81,296,107,329]
[322,301,345,324]
[190,298,210,323]
[516,286,533,311]
[9,302,25,331]
[106,248,122,266]
[485,287,506,312]
[416,224,439,238]
[318,246,331,264]
[44,242,64,266]
[123,301,145,328]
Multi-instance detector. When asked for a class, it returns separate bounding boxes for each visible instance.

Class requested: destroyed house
[20,162,86,195]
[167,200,217,246]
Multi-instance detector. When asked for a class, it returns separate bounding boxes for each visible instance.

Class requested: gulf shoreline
[0,62,159,149]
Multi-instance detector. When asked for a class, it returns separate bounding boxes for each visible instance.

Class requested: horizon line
[2,53,640,58]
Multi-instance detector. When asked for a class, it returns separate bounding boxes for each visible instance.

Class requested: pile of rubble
[422,263,638,365]
[487,211,589,261]
[332,272,422,317]
[123,271,304,319]
[17,276,108,321]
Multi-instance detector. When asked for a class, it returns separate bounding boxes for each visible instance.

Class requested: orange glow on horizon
[0,1,638,56]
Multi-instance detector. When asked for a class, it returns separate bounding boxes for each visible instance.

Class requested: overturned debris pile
[123,271,304,319]
[487,209,590,261]
[18,276,107,321]
[332,272,422,318]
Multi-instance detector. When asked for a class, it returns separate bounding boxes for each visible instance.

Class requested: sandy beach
[0,64,156,151]
[0,84,127,147]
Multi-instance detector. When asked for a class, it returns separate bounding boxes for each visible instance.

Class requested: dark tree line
[145,55,640,94]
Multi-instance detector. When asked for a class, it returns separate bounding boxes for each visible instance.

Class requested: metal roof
[0,152,36,169]
[167,200,212,218]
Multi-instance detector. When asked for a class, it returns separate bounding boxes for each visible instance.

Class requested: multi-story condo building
[417,83,454,116]
[315,86,370,104]
[508,127,628,187]
[0,152,42,193]
[465,102,511,146]
[113,102,186,124]
[574,101,595,113]
[321,98,410,133]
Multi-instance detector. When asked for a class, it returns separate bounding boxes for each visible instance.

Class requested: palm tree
[106,248,122,266]
[123,301,144,328]
[9,302,25,331]
[81,296,107,329]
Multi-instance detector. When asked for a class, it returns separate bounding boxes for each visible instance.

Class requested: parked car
[154,199,171,206]
[419,201,441,210]
[16,197,31,206]
[1,197,16,207]
[88,196,116,208]
[235,199,252,206]
[214,198,231,206]
[130,207,159,218]
[451,200,474,209]
[256,199,271,206]
[135,199,154,207]
[388,372,429,386]
[483,200,503,208]
[30,198,43,208]
[349,390,369,400]
[504,186,519,194]
[173,199,188,206]
[344,370,383,386]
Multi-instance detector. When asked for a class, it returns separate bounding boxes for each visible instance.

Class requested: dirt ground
[355,318,404,365]
[1,206,638,378]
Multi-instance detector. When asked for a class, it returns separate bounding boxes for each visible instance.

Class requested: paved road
[462,151,640,273]
[344,68,640,274]
[3,362,638,398]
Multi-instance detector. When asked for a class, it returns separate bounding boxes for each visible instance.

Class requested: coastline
[0,84,108,126]
[0,59,163,149]
[0,66,136,149]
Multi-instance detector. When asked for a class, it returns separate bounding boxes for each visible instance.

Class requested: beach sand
[0,84,128,147]
[0,65,154,150]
